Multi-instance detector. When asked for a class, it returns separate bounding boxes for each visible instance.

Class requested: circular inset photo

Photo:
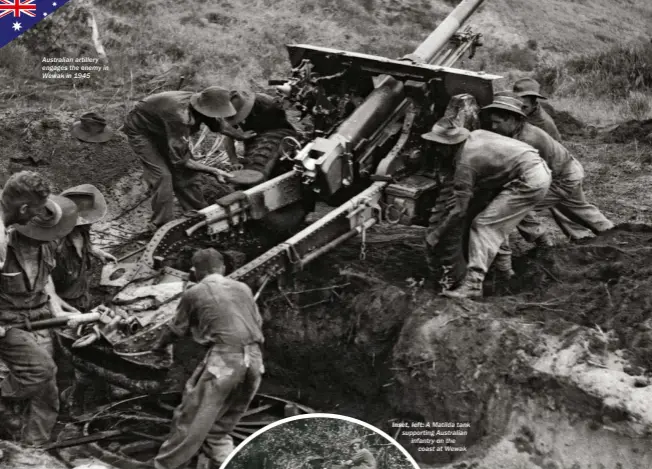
[220,413,420,469]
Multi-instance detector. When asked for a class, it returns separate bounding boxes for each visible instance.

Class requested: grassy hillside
[0,0,651,125]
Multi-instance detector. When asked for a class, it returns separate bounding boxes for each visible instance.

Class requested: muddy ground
[1,109,652,469]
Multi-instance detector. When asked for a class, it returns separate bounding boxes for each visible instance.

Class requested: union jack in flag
[0,0,37,19]
[0,0,71,49]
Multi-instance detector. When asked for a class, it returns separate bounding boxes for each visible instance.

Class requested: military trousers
[126,131,208,227]
[466,160,551,282]
[154,343,264,469]
[516,158,613,241]
[495,158,613,271]
[0,305,59,446]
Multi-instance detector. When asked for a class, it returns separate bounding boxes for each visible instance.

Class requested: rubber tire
[425,181,468,289]
[242,128,310,237]
[242,128,298,179]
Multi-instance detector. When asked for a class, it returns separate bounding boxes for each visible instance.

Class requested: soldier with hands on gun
[152,248,265,469]
[483,93,614,275]
[123,87,257,231]
[0,171,83,446]
[422,118,551,298]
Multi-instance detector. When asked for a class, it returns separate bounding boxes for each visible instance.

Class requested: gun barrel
[407,0,485,64]
[335,76,405,147]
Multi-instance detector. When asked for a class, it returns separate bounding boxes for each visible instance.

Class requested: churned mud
[256,224,652,468]
[602,119,652,145]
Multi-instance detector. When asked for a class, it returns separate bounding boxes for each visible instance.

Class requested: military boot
[493,250,514,279]
[441,275,483,299]
[496,268,515,280]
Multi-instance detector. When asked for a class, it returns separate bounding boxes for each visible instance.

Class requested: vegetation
[530,39,652,123]
[225,417,413,469]
[0,0,651,125]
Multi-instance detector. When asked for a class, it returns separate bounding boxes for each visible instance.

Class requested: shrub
[535,38,652,99]
[621,91,652,120]
[494,44,538,71]
[0,43,32,77]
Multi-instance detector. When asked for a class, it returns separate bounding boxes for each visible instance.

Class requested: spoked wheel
[55,393,314,469]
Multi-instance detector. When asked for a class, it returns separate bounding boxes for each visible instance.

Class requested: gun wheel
[55,393,313,469]
[242,128,313,236]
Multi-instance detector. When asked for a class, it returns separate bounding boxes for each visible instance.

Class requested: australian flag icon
[0,0,71,49]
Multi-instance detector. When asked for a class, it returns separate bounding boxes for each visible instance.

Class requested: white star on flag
[52,1,57,4]
[12,21,21,30]
[43,12,47,16]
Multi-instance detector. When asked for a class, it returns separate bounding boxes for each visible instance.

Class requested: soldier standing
[52,184,116,312]
[51,184,117,415]
[0,189,79,446]
[152,248,265,469]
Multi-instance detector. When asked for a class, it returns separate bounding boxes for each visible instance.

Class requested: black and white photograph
[220,414,419,469]
[0,0,651,468]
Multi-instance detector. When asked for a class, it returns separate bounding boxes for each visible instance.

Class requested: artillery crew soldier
[152,248,265,469]
[422,118,551,299]
[1,172,50,269]
[123,87,257,231]
[512,79,595,238]
[222,90,295,167]
[513,78,562,142]
[344,439,377,469]
[0,186,80,446]
[52,184,116,312]
[52,184,117,415]
[484,93,614,273]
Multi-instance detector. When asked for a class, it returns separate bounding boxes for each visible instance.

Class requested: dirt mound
[541,102,586,138]
[508,223,652,372]
[602,118,652,145]
[0,109,138,193]
[390,296,528,465]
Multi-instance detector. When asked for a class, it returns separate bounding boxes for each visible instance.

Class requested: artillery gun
[56,0,499,413]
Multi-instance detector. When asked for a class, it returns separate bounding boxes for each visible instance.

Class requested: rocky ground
[0,105,652,469]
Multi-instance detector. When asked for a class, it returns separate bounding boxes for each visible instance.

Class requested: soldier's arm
[243,283,264,328]
[153,290,194,350]
[183,159,233,182]
[252,297,263,329]
[218,120,256,141]
[549,122,562,142]
[164,119,194,169]
[0,222,6,270]
[159,120,227,180]
[223,136,240,165]
[46,275,81,316]
[545,115,562,142]
[162,121,224,177]
[90,245,117,263]
[425,164,475,246]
